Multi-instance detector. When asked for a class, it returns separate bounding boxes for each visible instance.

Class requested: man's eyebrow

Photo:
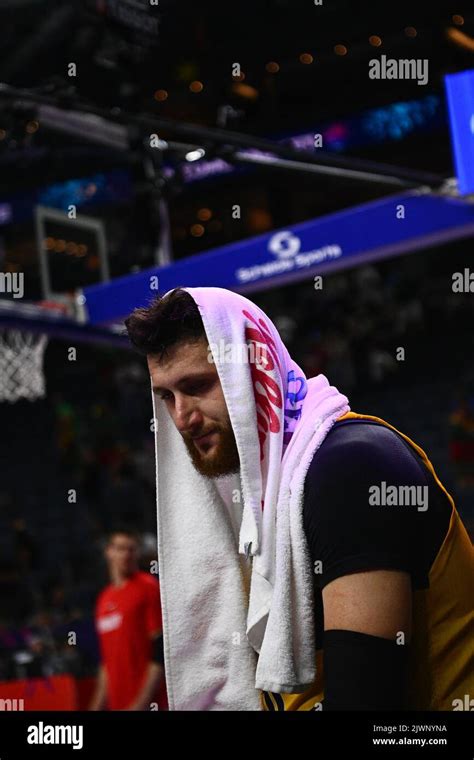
[152,371,214,394]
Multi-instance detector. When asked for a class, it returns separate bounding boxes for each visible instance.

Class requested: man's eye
[188,380,213,395]
[187,384,204,395]
[159,391,173,401]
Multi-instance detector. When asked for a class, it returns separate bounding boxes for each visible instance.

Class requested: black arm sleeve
[152,633,165,666]
[321,629,409,710]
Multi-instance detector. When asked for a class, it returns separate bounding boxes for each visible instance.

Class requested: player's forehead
[109,534,137,548]
[148,337,212,386]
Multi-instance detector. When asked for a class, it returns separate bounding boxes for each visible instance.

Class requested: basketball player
[89,529,166,711]
[125,288,473,711]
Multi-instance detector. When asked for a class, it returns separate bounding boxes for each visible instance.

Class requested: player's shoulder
[95,583,114,609]
[307,417,423,479]
[133,571,160,590]
[323,417,410,453]
[303,417,452,590]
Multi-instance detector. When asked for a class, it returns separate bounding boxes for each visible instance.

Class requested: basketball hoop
[0,296,78,403]
[0,328,48,403]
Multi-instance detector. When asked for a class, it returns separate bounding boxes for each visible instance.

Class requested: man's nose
[174,394,202,433]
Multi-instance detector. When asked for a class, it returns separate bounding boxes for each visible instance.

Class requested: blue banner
[445,70,474,195]
[82,190,474,325]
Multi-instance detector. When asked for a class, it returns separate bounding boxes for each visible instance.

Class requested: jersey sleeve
[302,421,450,591]
[143,577,163,637]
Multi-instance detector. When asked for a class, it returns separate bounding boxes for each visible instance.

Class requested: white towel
[151,287,350,709]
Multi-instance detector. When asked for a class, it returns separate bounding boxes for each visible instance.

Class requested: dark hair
[106,528,140,546]
[124,287,206,359]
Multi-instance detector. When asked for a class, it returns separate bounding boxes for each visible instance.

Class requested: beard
[182,420,240,478]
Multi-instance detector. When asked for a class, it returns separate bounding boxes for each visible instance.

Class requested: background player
[89,529,166,711]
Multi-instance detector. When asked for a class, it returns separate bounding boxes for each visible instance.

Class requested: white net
[0,329,48,403]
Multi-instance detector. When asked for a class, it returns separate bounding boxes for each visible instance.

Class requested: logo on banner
[268,231,301,260]
[236,230,342,284]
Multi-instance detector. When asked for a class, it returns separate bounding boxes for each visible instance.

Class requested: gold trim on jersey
[260,412,474,711]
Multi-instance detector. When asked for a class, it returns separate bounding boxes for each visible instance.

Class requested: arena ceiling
[0,1,472,191]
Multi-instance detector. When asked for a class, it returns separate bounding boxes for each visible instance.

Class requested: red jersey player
[89,529,167,711]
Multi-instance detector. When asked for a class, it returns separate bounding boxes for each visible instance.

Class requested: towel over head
[151,287,350,709]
